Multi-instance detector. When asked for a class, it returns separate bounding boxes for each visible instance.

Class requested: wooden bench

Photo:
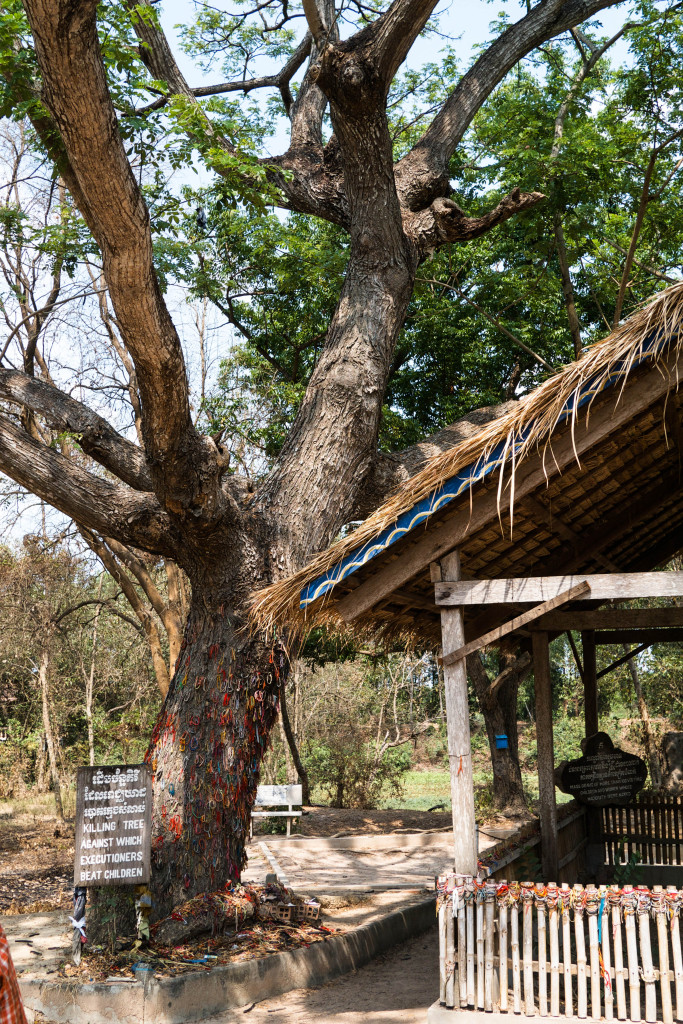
[250,784,302,837]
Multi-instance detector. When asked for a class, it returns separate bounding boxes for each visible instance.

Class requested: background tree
[0,537,159,808]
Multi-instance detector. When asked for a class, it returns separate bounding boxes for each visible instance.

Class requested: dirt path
[208,926,438,1024]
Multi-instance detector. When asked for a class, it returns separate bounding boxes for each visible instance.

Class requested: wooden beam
[582,631,598,737]
[596,643,651,679]
[334,352,683,623]
[380,588,436,615]
[440,551,478,875]
[532,607,683,631]
[532,631,558,880]
[594,627,683,645]
[566,630,584,678]
[664,395,683,477]
[436,571,683,607]
[524,495,619,571]
[441,581,590,667]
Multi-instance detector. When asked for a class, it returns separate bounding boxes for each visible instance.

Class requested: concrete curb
[20,895,436,1024]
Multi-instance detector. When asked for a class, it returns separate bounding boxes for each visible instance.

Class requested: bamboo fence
[437,877,683,1021]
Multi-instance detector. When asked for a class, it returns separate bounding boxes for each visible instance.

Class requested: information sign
[556,732,647,807]
[73,764,152,886]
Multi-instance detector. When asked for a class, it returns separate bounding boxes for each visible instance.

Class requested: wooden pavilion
[253,283,683,1021]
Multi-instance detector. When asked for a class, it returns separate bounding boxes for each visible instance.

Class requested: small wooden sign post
[71,764,152,964]
[74,764,153,886]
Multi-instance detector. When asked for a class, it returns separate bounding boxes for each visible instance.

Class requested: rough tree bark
[3,0,627,925]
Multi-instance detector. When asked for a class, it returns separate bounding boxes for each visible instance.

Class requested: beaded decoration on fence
[436,875,683,1023]
[436,877,683,919]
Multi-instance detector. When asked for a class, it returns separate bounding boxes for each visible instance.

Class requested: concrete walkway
[250,829,503,891]
[205,925,438,1024]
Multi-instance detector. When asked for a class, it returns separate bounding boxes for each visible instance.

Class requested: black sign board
[556,732,647,807]
[74,765,152,887]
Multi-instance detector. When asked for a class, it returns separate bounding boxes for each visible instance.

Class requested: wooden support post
[582,631,598,737]
[533,631,559,880]
[439,552,478,876]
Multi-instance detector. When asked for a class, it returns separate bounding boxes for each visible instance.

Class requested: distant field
[380,768,452,811]
[378,765,574,816]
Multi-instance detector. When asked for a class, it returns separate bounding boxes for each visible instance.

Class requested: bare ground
[205,927,439,1024]
[0,812,72,914]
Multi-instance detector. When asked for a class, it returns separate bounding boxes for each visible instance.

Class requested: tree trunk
[85,581,103,766]
[39,647,63,820]
[623,645,661,788]
[145,584,283,925]
[279,668,311,804]
[36,735,46,793]
[279,714,294,783]
[467,651,528,815]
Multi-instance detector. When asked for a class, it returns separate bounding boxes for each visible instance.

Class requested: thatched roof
[252,282,683,640]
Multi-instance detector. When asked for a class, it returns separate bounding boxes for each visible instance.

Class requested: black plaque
[74,765,152,887]
[557,732,647,807]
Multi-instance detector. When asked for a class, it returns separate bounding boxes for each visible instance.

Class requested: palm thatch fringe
[250,282,683,635]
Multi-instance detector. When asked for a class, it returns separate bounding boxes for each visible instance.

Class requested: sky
[159,0,634,100]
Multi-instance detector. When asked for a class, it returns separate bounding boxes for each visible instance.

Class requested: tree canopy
[2,0,683,914]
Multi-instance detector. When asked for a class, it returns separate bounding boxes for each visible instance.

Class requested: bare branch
[613,127,683,327]
[407,187,546,251]
[131,32,312,116]
[418,276,555,371]
[80,528,170,696]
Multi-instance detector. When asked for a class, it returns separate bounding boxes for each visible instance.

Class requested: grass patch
[379,769,452,810]
[0,787,75,819]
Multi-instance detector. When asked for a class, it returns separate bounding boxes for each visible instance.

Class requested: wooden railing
[600,794,683,868]
[437,877,683,1021]
[485,805,587,883]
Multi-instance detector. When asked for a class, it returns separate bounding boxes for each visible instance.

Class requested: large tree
[0,0,658,916]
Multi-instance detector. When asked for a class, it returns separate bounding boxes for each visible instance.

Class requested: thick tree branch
[351,401,517,518]
[406,187,545,254]
[395,0,628,209]
[23,0,213,517]
[301,0,329,47]
[0,413,177,556]
[372,0,440,84]
[0,369,153,491]
[127,0,348,227]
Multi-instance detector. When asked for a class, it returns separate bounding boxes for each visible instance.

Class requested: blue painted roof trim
[300,332,667,610]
